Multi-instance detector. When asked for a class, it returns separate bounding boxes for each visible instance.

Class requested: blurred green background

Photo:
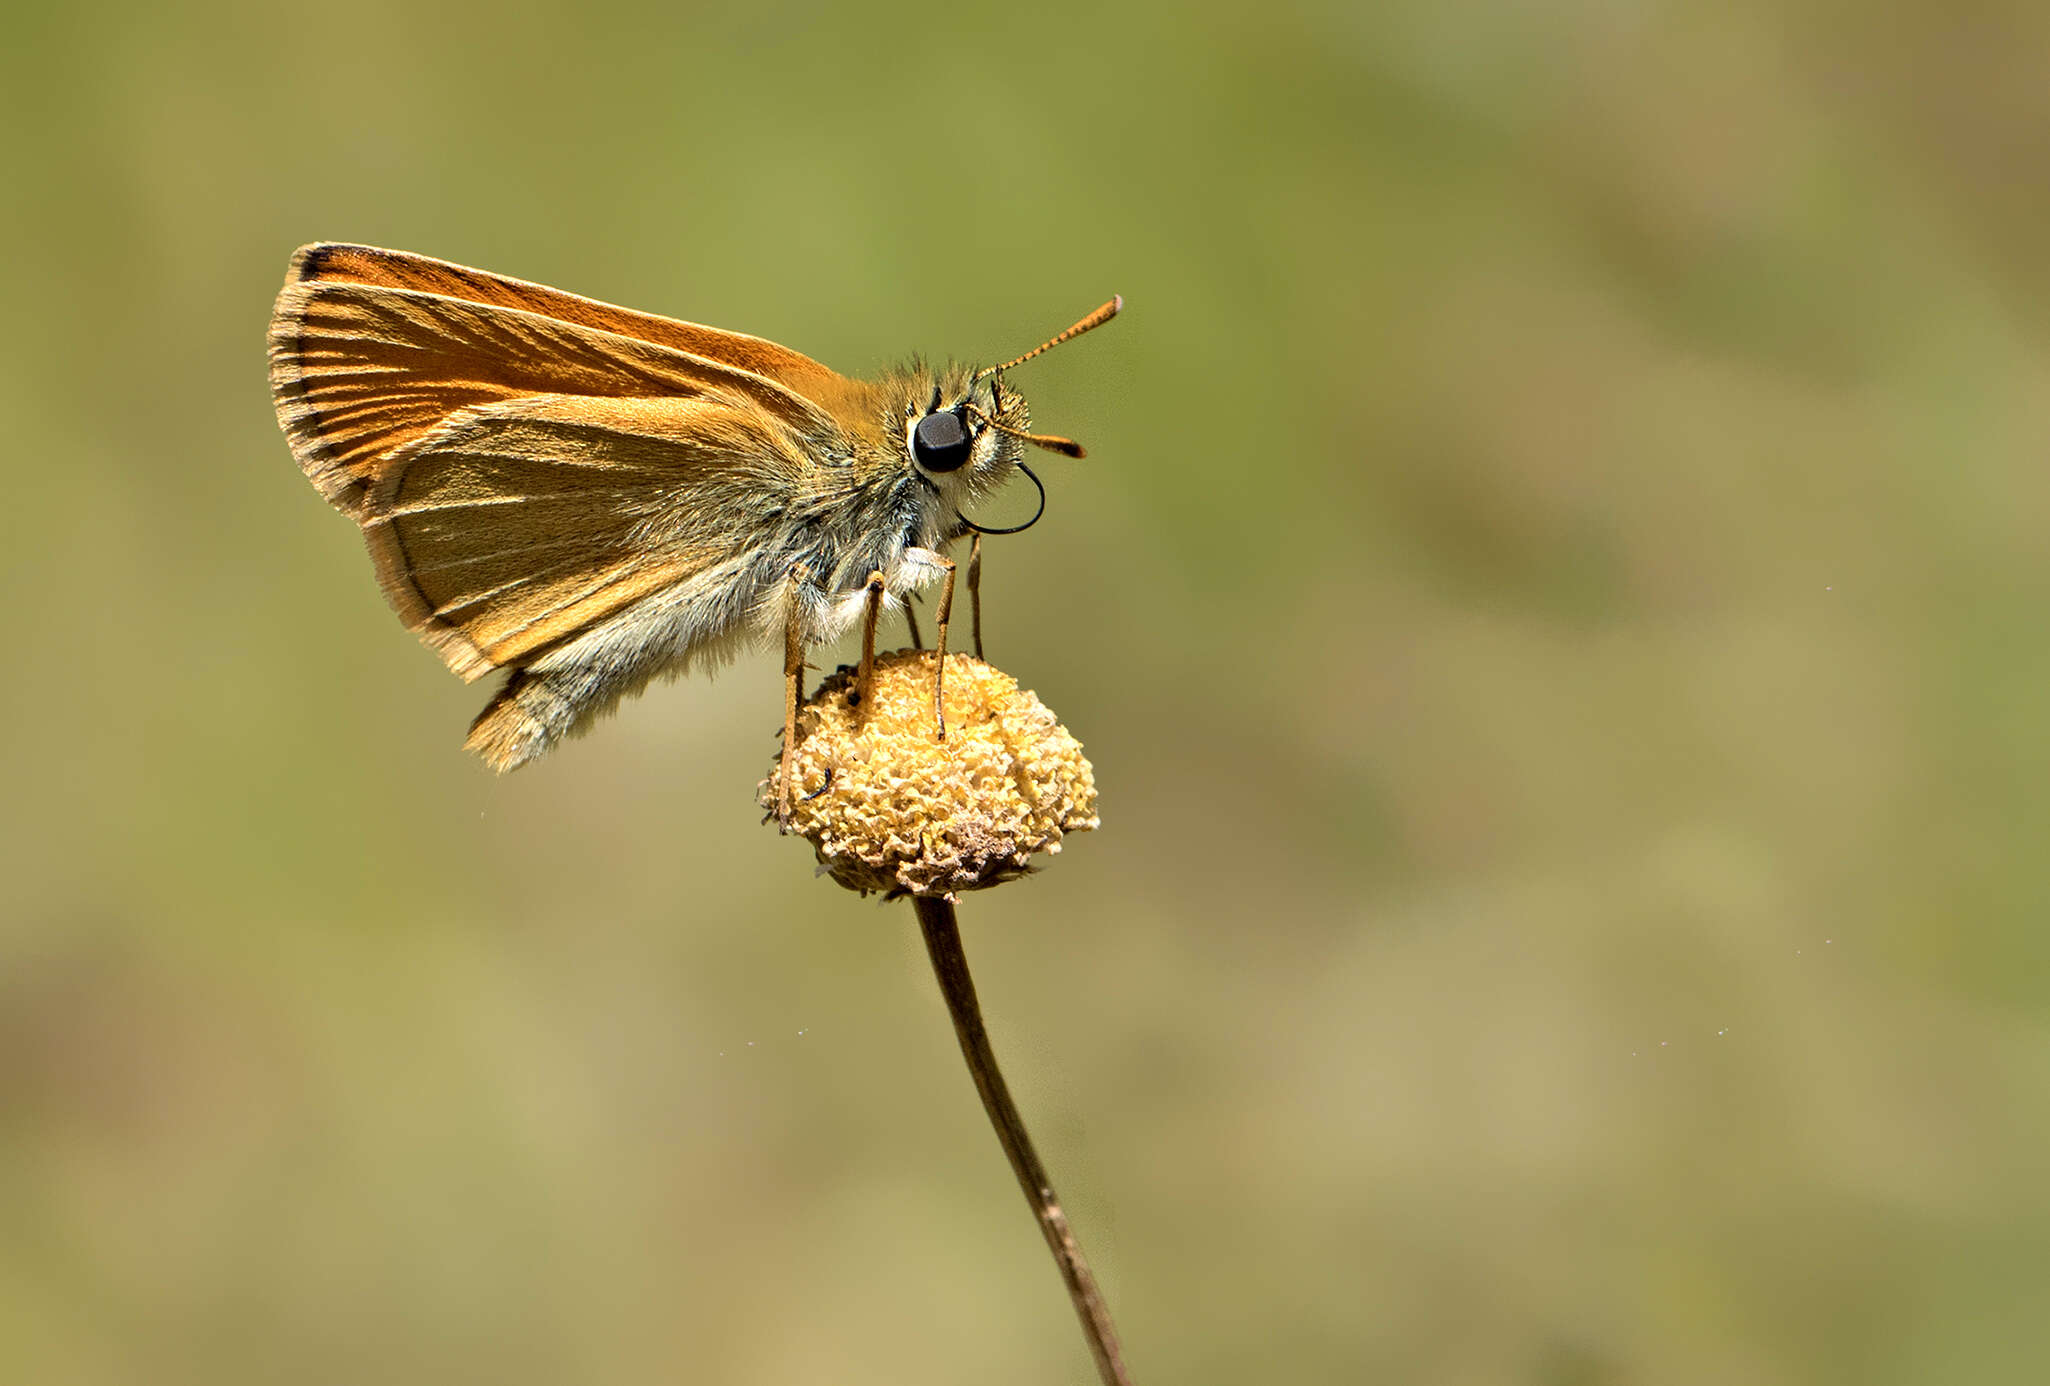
[6,1,2050,1381]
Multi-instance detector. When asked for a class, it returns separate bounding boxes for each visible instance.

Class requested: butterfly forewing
[284,244,846,399]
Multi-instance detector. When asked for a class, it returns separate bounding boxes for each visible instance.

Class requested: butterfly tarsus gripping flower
[763,651,1097,898]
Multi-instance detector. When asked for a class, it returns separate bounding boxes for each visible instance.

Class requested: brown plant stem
[912,894,1135,1386]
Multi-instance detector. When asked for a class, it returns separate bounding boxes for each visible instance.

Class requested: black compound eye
[912,408,974,473]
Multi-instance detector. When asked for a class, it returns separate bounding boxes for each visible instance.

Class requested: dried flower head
[763,651,1098,897]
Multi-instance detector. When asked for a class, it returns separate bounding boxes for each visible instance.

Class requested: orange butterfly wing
[268,245,848,682]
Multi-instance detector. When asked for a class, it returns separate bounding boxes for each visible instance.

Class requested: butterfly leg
[855,569,887,713]
[930,552,958,742]
[904,602,924,650]
[778,592,806,824]
[967,532,984,659]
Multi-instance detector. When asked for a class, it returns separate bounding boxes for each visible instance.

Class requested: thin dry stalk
[912,895,1134,1386]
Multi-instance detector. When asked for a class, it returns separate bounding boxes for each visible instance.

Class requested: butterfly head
[886,296,1120,535]
[901,366,1030,484]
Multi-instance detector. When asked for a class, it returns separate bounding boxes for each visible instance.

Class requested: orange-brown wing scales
[291,243,848,401]
[465,564,692,665]
[273,281,825,510]
[361,395,769,679]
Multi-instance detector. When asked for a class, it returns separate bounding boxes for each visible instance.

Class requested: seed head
[764,651,1098,898]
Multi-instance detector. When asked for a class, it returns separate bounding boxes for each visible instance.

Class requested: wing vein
[374,489,655,519]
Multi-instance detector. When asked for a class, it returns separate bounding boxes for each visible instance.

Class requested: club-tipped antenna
[974,295,1123,380]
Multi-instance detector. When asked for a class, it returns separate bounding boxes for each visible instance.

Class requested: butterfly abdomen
[464,667,583,772]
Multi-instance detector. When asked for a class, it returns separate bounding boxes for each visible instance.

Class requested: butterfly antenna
[973,295,1123,380]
